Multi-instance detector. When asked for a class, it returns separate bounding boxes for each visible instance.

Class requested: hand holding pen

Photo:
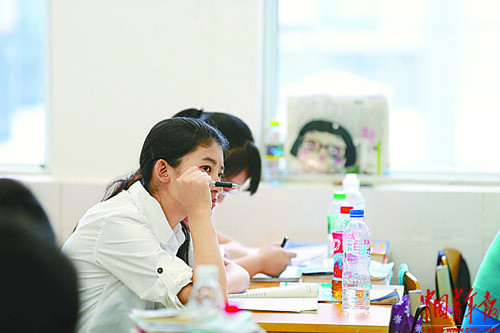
[281,236,289,248]
[211,181,239,189]
[257,238,296,277]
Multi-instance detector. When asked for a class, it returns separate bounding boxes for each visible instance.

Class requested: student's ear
[153,159,171,184]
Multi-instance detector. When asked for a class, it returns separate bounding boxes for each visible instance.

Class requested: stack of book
[371,240,390,263]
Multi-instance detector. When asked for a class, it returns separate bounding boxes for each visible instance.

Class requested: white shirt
[63,182,193,333]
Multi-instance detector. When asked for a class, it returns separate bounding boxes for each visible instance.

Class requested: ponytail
[102,170,142,201]
[176,220,191,265]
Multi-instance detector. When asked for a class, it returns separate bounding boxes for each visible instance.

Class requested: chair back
[404,271,420,295]
[436,248,471,325]
[398,263,421,295]
[427,299,456,333]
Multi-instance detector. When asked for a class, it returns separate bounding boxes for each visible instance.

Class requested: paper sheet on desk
[227,298,318,312]
[286,242,328,267]
[251,266,302,282]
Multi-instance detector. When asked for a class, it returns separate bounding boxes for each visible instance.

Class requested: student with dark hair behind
[0,180,79,333]
[0,220,79,333]
[173,109,296,278]
[63,117,249,333]
[0,178,56,244]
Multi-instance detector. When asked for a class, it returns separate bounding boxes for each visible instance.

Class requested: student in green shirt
[461,230,500,330]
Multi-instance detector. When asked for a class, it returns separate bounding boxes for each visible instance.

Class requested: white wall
[50,0,261,181]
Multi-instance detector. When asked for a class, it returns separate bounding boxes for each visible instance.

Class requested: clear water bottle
[188,265,224,320]
[327,192,346,257]
[342,174,365,211]
[263,120,287,183]
[331,205,353,301]
[342,209,370,313]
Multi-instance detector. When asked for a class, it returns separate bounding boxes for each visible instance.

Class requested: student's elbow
[177,283,193,305]
[226,262,250,294]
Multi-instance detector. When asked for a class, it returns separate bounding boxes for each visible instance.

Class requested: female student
[173,109,296,277]
[63,117,249,333]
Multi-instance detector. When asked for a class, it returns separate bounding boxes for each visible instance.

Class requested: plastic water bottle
[188,265,224,319]
[263,120,287,183]
[342,209,370,313]
[331,205,353,301]
[327,192,346,257]
[342,174,365,211]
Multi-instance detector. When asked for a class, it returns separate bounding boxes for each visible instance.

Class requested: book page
[370,284,404,304]
[228,283,318,298]
[227,297,318,312]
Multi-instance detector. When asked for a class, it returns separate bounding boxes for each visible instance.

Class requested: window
[271,0,500,176]
[0,0,47,171]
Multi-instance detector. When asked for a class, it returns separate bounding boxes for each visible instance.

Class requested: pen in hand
[280,236,289,248]
[211,181,239,189]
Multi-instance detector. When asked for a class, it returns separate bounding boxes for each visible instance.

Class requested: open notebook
[228,283,318,312]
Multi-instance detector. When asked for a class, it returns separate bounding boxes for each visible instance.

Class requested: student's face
[174,142,225,208]
[297,131,347,173]
[218,169,248,203]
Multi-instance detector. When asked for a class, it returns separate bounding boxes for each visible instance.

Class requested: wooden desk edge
[258,322,388,333]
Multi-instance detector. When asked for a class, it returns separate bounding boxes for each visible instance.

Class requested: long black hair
[102,117,228,264]
[173,108,261,194]
[103,117,228,200]
[290,120,356,167]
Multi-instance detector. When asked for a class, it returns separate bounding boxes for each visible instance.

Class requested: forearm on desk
[232,253,264,278]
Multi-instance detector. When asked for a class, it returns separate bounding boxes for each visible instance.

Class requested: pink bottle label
[332,231,343,278]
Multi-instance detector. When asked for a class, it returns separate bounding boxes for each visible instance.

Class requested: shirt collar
[127,181,185,248]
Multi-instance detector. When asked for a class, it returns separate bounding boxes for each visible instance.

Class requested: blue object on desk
[301,266,333,276]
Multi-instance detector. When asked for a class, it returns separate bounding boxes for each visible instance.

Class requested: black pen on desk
[281,236,289,248]
[211,181,239,189]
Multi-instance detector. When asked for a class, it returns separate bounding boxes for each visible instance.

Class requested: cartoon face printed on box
[290,120,356,173]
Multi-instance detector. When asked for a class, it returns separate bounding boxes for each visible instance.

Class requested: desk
[252,302,391,333]
[248,282,392,333]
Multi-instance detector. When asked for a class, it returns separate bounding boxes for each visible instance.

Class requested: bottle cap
[333,192,346,200]
[350,209,364,218]
[342,173,360,191]
[340,206,353,214]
